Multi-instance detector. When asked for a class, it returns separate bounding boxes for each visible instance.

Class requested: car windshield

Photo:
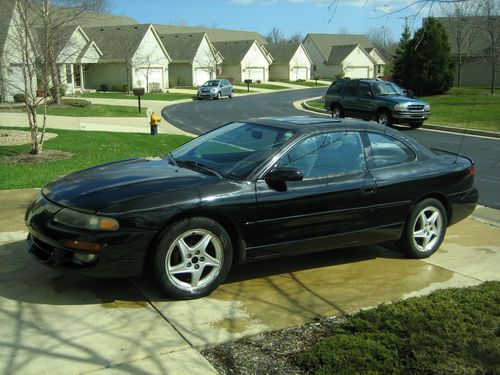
[203,80,220,87]
[171,122,296,179]
[372,82,404,96]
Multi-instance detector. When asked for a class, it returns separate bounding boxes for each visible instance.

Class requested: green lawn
[235,83,289,90]
[305,99,326,110]
[422,87,500,132]
[79,92,195,101]
[0,128,192,189]
[37,104,148,117]
[299,282,499,374]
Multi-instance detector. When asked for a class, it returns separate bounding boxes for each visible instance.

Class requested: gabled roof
[0,0,18,56]
[153,24,267,44]
[265,42,301,64]
[45,8,137,28]
[326,44,360,65]
[159,33,206,62]
[365,47,387,64]
[305,33,374,61]
[84,24,151,61]
[212,40,261,64]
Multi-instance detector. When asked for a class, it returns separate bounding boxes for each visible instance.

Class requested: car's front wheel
[410,122,423,129]
[376,109,393,126]
[216,91,221,100]
[331,103,344,118]
[154,217,233,299]
[229,91,234,98]
[397,198,447,259]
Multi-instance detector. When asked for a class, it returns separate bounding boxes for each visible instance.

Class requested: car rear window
[366,133,415,168]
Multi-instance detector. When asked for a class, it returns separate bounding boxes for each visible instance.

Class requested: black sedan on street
[25,117,478,299]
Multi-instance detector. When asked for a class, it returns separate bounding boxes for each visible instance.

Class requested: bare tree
[439,1,479,86]
[288,31,304,44]
[476,0,499,95]
[266,27,285,44]
[367,26,396,61]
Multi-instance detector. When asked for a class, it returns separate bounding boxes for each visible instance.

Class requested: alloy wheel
[411,206,443,252]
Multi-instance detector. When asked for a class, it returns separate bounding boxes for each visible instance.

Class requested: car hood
[376,95,428,105]
[43,157,215,213]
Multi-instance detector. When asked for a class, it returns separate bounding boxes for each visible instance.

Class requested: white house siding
[1,4,37,102]
[132,29,169,91]
[241,42,269,82]
[303,36,331,79]
[192,36,217,86]
[341,46,374,79]
[368,50,385,78]
[289,45,311,80]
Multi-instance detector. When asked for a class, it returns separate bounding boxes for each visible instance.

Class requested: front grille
[408,105,425,111]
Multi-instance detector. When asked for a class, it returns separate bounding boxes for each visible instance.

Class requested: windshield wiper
[167,152,177,166]
[177,160,223,178]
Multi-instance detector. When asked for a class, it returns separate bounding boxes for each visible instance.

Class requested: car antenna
[454,100,476,164]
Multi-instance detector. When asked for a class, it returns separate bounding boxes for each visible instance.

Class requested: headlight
[394,103,407,111]
[424,104,431,111]
[54,208,119,231]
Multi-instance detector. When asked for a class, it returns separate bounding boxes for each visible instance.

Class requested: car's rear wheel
[410,122,423,129]
[331,103,344,118]
[376,109,393,126]
[397,198,447,259]
[154,217,233,299]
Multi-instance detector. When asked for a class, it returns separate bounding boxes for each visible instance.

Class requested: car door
[357,82,375,120]
[252,131,377,258]
[341,80,360,117]
[361,131,418,236]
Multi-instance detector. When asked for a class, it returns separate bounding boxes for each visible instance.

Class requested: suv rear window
[327,81,345,95]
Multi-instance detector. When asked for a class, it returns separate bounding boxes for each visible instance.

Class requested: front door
[252,131,376,258]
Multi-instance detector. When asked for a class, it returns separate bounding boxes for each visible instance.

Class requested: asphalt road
[162,88,500,209]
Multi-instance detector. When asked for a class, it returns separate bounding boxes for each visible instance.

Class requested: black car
[25,117,478,299]
[324,79,431,128]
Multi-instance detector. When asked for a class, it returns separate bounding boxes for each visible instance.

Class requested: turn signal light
[64,240,101,252]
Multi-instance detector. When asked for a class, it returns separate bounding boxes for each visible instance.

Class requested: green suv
[324,79,430,128]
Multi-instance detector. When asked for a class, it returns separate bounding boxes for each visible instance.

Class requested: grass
[305,99,326,110]
[235,83,289,90]
[0,128,192,189]
[422,86,500,132]
[37,104,148,117]
[79,92,195,101]
[277,80,329,87]
[299,282,499,374]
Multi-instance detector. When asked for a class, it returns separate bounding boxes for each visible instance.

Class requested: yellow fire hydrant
[150,112,161,135]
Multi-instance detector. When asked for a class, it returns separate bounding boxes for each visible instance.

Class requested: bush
[13,93,26,103]
[148,82,162,93]
[122,83,129,92]
[61,99,91,107]
[334,72,345,81]
[100,84,108,92]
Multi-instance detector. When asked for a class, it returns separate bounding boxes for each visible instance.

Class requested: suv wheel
[410,122,423,129]
[331,104,344,118]
[377,109,393,126]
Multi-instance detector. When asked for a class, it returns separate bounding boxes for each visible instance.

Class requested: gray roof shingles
[211,40,255,64]
[265,42,300,64]
[158,33,205,62]
[153,24,267,44]
[0,0,17,56]
[306,33,373,61]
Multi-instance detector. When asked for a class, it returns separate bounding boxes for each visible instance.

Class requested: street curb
[299,97,500,139]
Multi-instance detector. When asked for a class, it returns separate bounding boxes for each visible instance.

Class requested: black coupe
[25,117,478,299]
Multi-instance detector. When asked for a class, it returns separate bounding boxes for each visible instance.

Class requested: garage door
[137,68,164,91]
[343,66,370,79]
[246,67,265,82]
[291,67,308,80]
[194,68,211,86]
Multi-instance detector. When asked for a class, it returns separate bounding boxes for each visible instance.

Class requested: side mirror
[265,167,303,183]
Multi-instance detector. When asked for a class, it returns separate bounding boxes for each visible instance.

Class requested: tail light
[469,164,475,176]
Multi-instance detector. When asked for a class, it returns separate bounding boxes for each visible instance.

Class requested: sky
[109,0,444,42]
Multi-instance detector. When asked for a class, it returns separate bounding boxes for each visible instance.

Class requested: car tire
[229,91,233,98]
[153,217,233,299]
[331,103,344,118]
[376,109,393,126]
[397,198,447,259]
[216,92,221,100]
[410,122,423,129]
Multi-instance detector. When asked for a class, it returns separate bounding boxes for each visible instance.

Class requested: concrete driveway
[1,189,499,373]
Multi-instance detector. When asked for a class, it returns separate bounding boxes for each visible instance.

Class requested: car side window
[359,82,371,96]
[327,81,343,95]
[343,81,358,96]
[366,133,416,169]
[277,132,365,178]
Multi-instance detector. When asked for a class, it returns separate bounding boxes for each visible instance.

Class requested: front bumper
[393,111,431,124]
[197,91,217,99]
[25,195,157,278]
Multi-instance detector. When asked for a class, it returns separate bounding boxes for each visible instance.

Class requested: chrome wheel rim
[165,229,223,292]
[411,206,443,252]
[332,107,340,118]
